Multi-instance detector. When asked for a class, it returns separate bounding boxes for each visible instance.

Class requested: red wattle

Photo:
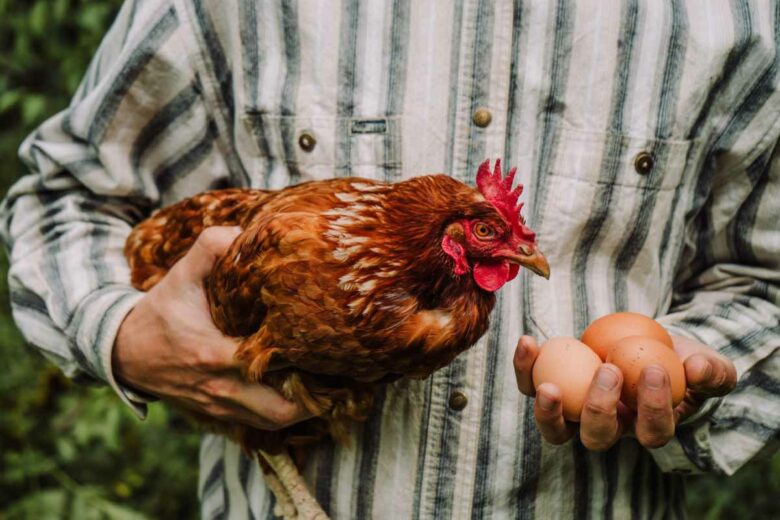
[441,235,470,275]
[473,260,511,292]
[508,263,520,281]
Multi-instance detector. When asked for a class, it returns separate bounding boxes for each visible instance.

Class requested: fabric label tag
[350,118,387,135]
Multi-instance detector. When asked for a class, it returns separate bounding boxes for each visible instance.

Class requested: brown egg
[606,335,686,410]
[532,337,602,422]
[581,311,673,361]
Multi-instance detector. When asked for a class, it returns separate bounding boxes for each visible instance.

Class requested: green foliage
[686,452,780,520]
[0,0,124,182]
[0,0,777,518]
[0,349,201,519]
[0,1,200,518]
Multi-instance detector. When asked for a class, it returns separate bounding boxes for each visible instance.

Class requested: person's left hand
[513,334,737,450]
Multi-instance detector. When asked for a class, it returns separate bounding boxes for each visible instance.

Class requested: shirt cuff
[649,437,704,474]
[69,285,150,419]
[650,416,717,474]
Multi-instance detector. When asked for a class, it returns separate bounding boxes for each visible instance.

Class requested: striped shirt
[2,0,779,518]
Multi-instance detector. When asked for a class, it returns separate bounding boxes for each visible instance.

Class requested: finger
[635,365,675,448]
[673,391,707,423]
[579,364,624,451]
[684,353,737,397]
[232,381,313,430]
[514,335,541,396]
[534,383,575,444]
[174,226,243,281]
[669,334,710,359]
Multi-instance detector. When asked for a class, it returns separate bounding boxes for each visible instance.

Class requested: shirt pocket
[526,127,697,339]
[241,112,404,188]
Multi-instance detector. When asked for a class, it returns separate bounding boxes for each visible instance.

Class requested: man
[2,1,778,518]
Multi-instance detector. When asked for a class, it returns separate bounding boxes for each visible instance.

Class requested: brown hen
[124,159,549,519]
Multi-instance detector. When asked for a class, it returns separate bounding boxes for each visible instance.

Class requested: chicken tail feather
[125,188,266,291]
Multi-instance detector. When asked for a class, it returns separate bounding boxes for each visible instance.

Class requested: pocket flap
[549,127,694,190]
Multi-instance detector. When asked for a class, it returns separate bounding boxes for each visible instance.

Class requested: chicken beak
[503,246,551,279]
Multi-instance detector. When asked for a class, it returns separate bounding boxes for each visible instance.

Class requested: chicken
[124,159,549,518]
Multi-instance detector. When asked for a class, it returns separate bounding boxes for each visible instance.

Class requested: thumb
[173,226,242,282]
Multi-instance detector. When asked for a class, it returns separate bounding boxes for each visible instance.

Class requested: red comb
[476,159,535,241]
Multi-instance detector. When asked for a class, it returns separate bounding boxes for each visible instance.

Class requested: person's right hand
[513,335,736,450]
[113,226,310,431]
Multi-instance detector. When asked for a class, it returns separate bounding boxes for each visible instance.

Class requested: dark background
[0,1,777,518]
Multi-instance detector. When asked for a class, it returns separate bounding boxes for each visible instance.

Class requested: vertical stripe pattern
[1,1,779,519]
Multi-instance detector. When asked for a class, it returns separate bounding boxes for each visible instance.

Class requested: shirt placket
[418,1,518,518]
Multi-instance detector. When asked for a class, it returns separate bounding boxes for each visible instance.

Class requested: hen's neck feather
[323,176,494,319]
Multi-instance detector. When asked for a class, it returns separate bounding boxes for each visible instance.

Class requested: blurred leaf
[0,90,22,113]
[56,437,77,463]
[2,489,68,520]
[21,94,47,125]
[28,2,48,36]
[78,5,112,34]
[53,0,69,21]
[2,449,57,484]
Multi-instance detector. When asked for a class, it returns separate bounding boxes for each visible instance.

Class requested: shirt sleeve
[652,121,780,475]
[0,0,226,417]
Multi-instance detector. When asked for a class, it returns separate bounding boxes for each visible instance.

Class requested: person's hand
[513,334,737,450]
[113,226,310,431]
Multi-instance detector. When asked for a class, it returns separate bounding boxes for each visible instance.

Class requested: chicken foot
[260,467,297,519]
[259,449,329,520]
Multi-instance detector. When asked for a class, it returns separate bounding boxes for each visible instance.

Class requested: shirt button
[298,131,316,152]
[634,151,654,174]
[472,108,492,128]
[448,391,468,411]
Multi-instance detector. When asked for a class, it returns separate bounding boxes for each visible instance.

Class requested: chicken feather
[124,168,547,517]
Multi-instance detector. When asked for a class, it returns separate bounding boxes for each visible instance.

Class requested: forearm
[654,290,779,475]
[2,183,148,410]
[0,0,224,408]
[652,141,780,475]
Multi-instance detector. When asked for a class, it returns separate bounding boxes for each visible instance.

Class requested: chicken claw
[259,450,329,520]
[260,467,298,519]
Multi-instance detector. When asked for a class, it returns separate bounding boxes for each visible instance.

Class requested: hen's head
[441,159,549,292]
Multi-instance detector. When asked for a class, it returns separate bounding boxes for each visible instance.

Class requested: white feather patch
[354,257,380,269]
[333,217,358,227]
[332,248,352,261]
[358,279,376,294]
[339,273,356,285]
[348,297,365,310]
[335,192,359,202]
[340,282,359,292]
[351,182,385,192]
[324,230,344,240]
[340,235,369,245]
[420,310,452,330]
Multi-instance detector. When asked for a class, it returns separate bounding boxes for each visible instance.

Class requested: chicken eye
[473,222,495,239]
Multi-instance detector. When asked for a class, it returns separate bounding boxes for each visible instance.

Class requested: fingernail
[538,393,555,411]
[691,356,713,380]
[644,366,666,389]
[596,367,619,390]
[516,344,528,359]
